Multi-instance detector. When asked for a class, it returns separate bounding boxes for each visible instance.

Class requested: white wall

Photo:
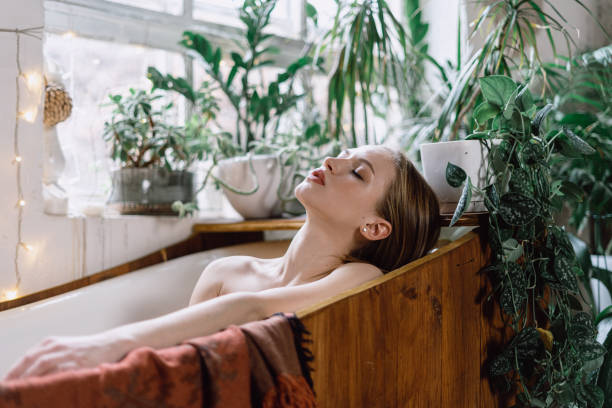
[0,0,206,299]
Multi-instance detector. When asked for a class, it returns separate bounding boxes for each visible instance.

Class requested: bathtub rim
[1,216,486,312]
[296,230,482,319]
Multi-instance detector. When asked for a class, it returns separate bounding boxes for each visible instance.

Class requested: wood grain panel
[298,231,507,407]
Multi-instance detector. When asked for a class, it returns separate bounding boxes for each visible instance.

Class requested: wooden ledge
[193,218,306,232]
[193,211,488,233]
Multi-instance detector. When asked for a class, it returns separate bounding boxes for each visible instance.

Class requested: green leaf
[286,56,311,76]
[509,168,534,195]
[532,104,553,136]
[553,253,579,292]
[519,141,545,165]
[479,75,518,107]
[502,238,524,262]
[598,326,612,406]
[465,131,492,140]
[450,177,473,227]
[561,126,596,155]
[517,86,535,114]
[488,353,512,376]
[231,52,245,68]
[305,2,318,26]
[560,180,584,202]
[559,112,597,127]
[445,162,467,188]
[473,102,499,126]
[596,305,612,326]
[577,340,607,362]
[498,193,540,226]
[579,384,604,408]
[484,184,500,211]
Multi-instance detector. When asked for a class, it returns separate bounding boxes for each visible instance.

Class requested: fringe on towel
[273,312,315,394]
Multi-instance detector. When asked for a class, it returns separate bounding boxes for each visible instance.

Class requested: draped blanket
[0,313,316,407]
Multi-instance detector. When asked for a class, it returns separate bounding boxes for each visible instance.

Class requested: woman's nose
[323,157,337,173]
[323,157,347,174]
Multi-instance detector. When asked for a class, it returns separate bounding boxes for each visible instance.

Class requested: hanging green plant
[447,74,607,407]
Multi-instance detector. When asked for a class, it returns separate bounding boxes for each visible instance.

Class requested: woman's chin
[294,183,322,213]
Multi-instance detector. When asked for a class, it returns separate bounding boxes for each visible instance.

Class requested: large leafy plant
[148,0,339,215]
[447,75,609,407]
[149,0,313,158]
[318,0,413,146]
[400,0,608,157]
[547,45,612,254]
[103,88,210,170]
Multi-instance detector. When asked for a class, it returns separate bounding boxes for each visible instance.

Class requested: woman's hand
[3,331,136,381]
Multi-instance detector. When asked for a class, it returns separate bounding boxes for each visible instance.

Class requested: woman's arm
[4,262,381,380]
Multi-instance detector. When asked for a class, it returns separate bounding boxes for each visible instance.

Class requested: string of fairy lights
[1,26,44,301]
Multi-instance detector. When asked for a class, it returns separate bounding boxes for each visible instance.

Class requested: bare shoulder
[254,261,383,315]
[190,255,256,305]
[329,262,383,280]
[205,255,253,271]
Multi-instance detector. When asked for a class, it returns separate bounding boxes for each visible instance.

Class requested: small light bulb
[3,289,18,300]
[14,156,22,163]
[20,242,33,252]
[140,118,147,124]
[18,199,26,207]
[19,108,38,123]
[62,31,76,39]
[24,72,43,91]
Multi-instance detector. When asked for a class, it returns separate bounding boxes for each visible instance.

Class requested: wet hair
[344,147,441,273]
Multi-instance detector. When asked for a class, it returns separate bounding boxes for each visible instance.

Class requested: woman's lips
[307,169,325,186]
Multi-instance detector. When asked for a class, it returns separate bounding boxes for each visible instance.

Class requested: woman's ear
[361,218,392,241]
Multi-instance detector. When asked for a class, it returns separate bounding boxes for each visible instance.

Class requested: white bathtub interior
[0,226,474,378]
[0,240,290,378]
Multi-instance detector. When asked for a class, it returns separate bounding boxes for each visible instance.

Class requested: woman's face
[295,145,397,227]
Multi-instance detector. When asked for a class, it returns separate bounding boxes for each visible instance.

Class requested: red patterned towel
[0,314,316,407]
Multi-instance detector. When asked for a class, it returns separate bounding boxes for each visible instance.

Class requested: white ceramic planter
[420,140,488,213]
[215,154,284,219]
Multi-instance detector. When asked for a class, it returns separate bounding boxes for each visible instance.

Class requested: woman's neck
[274,216,357,285]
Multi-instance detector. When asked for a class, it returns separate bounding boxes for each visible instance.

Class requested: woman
[4,144,440,380]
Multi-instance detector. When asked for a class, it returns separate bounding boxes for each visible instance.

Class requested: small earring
[363,227,367,232]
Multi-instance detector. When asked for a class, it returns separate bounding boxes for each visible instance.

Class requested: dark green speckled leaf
[509,168,534,195]
[445,162,467,188]
[562,126,596,155]
[450,178,472,227]
[532,104,553,136]
[553,254,578,292]
[580,384,604,408]
[499,193,540,226]
[488,353,512,376]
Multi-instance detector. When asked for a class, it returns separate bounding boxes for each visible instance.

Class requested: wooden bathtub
[0,217,510,406]
[298,229,510,407]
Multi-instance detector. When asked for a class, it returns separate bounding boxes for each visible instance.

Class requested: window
[43,0,408,215]
[44,0,312,215]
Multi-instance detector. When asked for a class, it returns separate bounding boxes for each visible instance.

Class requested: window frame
[44,0,309,71]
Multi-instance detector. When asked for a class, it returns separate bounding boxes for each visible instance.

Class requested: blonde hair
[345,147,441,273]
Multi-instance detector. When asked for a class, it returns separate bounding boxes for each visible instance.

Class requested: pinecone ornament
[44,82,72,127]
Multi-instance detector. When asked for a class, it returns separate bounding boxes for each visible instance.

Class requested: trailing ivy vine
[448,75,607,407]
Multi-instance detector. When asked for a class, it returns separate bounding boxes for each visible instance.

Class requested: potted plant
[148,0,331,219]
[103,88,210,215]
[442,74,608,406]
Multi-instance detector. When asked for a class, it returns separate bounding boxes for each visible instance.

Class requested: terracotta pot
[420,140,488,213]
